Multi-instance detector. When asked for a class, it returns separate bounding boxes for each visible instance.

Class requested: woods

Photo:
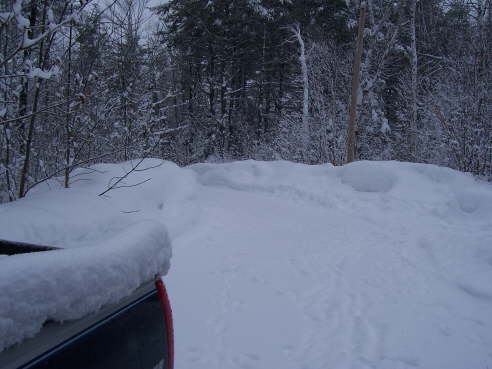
[1,0,491,202]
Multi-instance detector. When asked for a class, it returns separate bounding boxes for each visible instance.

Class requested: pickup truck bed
[0,240,174,369]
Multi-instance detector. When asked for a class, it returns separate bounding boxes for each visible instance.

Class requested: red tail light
[155,278,174,369]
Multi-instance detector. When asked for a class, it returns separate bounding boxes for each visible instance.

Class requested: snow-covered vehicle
[0,239,174,369]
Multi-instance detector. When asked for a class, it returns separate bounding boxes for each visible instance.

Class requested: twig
[110,178,152,190]
[133,162,164,172]
[24,151,119,195]
[99,157,150,197]
[0,99,70,126]
[98,133,164,197]
[121,210,141,214]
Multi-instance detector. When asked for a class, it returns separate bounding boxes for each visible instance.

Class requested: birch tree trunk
[292,24,310,152]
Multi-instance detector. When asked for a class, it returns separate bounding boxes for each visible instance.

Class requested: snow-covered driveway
[168,161,492,369]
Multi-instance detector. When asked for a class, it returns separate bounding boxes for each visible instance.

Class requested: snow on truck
[0,226,174,369]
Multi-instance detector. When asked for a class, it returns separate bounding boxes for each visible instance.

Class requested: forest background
[0,0,490,202]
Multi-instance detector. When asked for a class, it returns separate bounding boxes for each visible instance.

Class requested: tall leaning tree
[409,0,418,158]
[346,1,366,163]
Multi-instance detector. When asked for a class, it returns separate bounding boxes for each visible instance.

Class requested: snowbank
[192,159,492,222]
[0,159,192,352]
[0,159,198,245]
[340,160,397,192]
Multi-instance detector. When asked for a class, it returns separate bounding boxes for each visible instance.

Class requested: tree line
[1,0,490,202]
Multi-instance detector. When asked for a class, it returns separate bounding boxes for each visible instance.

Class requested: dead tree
[346,2,366,163]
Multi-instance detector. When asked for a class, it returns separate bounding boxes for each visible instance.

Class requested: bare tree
[346,2,366,163]
[409,0,418,158]
[290,24,310,153]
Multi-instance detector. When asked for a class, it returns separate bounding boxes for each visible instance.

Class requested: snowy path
[166,162,492,369]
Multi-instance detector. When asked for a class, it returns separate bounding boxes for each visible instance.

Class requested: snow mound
[193,160,327,191]
[340,160,397,193]
[0,220,171,352]
[0,159,199,245]
[191,159,492,221]
[454,187,492,215]
[0,159,202,352]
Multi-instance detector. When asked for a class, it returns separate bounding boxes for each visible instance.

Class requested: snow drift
[0,159,178,352]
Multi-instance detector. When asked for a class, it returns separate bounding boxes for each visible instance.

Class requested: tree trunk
[292,24,310,153]
[64,5,73,188]
[18,83,41,198]
[346,3,366,163]
[409,0,418,158]
[18,0,49,198]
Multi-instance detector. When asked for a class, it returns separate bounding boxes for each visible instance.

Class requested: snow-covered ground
[1,159,492,368]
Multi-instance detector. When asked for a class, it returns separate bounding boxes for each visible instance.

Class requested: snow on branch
[0,0,96,69]
[27,66,60,80]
